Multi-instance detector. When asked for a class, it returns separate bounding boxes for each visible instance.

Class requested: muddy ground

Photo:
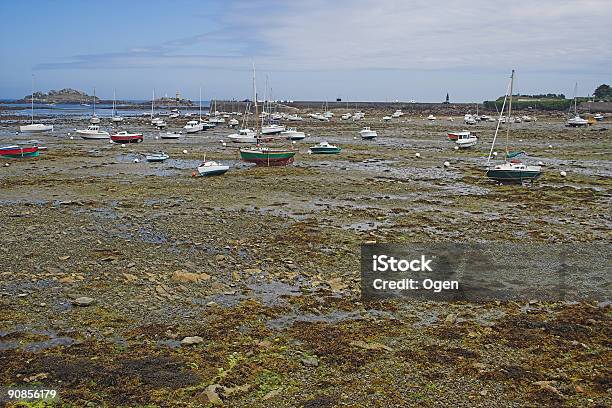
[0,112,610,407]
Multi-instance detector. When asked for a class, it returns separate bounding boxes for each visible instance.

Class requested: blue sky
[1,0,610,102]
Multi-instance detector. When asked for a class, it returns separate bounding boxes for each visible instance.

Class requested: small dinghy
[197,160,229,176]
[309,141,341,154]
[145,152,169,162]
[281,128,306,140]
[161,131,181,139]
[0,144,39,158]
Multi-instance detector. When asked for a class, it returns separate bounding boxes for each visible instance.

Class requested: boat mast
[573,82,578,115]
[151,89,154,119]
[113,89,116,116]
[253,63,259,137]
[199,87,202,122]
[504,69,515,161]
[93,87,96,117]
[30,75,34,124]
[486,72,512,167]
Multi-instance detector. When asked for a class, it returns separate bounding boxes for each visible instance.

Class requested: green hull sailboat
[485,70,542,184]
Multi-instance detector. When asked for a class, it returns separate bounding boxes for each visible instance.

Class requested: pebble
[444,313,457,324]
[181,336,204,346]
[72,296,95,306]
[301,356,319,367]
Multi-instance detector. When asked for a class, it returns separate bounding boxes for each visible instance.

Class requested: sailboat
[239,65,297,166]
[485,70,541,183]
[183,88,204,133]
[566,82,588,127]
[19,76,53,133]
[90,88,100,124]
[111,89,123,123]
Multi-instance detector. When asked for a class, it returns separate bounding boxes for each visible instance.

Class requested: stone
[301,356,319,367]
[203,384,223,405]
[444,313,457,325]
[72,296,95,307]
[171,270,210,283]
[181,336,204,346]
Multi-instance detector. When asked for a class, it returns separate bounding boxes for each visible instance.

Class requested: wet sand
[0,113,610,407]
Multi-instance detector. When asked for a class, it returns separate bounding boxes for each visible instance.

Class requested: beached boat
[447,130,471,141]
[77,124,110,139]
[309,141,341,154]
[228,128,258,143]
[183,120,203,133]
[240,146,296,166]
[391,110,403,118]
[89,88,100,124]
[111,89,123,122]
[238,65,297,167]
[197,160,229,176]
[360,127,377,139]
[341,113,352,120]
[228,118,239,128]
[566,82,589,127]
[287,114,303,121]
[593,113,604,121]
[19,77,53,133]
[0,145,39,158]
[485,70,541,183]
[261,124,285,135]
[145,152,169,162]
[281,128,305,140]
[383,116,392,122]
[464,114,476,125]
[456,133,478,148]
[110,131,143,143]
[160,131,181,139]
[427,114,436,121]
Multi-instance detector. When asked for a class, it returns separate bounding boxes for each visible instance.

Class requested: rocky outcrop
[20,88,98,104]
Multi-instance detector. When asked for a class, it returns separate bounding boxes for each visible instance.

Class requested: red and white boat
[110,131,143,143]
[0,145,39,158]
[447,130,471,141]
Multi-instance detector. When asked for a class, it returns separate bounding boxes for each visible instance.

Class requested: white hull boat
[228,129,257,143]
[360,127,377,139]
[567,115,588,127]
[261,124,285,135]
[19,123,53,133]
[197,160,229,176]
[77,125,110,139]
[281,128,305,140]
[161,131,181,139]
[146,152,169,162]
[456,135,478,148]
[183,120,203,133]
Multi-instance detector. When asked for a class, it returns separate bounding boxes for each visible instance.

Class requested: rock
[349,340,393,352]
[262,388,282,401]
[171,270,210,283]
[444,313,457,325]
[256,340,272,348]
[181,336,204,346]
[72,296,95,307]
[301,356,319,367]
[533,381,564,398]
[203,384,223,405]
[327,277,347,293]
[58,255,71,261]
[221,383,252,397]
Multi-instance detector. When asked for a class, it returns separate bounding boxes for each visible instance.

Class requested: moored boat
[455,133,478,148]
[281,128,305,140]
[77,125,110,139]
[485,70,542,184]
[239,146,296,166]
[309,141,341,154]
[110,131,143,143]
[145,152,169,162]
[0,145,39,158]
[197,160,229,176]
[19,123,53,133]
[359,127,377,139]
[160,131,181,139]
[447,130,470,141]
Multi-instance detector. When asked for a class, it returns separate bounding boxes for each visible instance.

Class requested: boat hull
[240,149,296,166]
[310,147,341,154]
[0,146,39,158]
[111,135,143,143]
[486,169,542,182]
[19,124,53,133]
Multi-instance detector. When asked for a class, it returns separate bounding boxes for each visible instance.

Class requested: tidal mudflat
[0,113,610,407]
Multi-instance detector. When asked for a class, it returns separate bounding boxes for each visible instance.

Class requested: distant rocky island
[16,88,195,106]
[18,88,98,104]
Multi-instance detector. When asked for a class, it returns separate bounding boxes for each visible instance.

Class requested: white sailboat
[90,88,100,124]
[111,89,123,123]
[183,88,204,133]
[566,82,588,127]
[19,76,54,133]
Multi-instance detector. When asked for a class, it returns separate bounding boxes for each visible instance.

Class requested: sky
[0,0,610,102]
